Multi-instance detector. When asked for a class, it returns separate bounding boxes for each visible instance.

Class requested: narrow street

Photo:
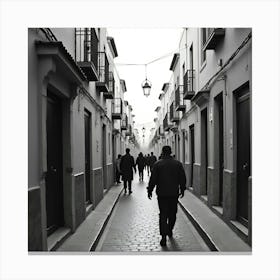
[95,171,209,252]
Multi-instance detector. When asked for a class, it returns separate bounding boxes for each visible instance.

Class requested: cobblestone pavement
[95,171,210,253]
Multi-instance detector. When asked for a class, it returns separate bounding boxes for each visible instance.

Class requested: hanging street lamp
[141,65,152,97]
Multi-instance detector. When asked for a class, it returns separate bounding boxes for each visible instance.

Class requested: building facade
[150,28,252,245]
[28,28,138,251]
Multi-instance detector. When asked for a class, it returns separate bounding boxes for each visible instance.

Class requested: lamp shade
[142,79,152,97]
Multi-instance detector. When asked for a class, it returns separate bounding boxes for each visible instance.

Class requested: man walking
[120,148,136,194]
[136,152,145,182]
[115,154,122,184]
[147,146,186,246]
[149,152,157,172]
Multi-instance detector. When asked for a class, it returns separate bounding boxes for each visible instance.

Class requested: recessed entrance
[46,91,64,236]
[201,108,208,195]
[84,110,91,205]
[102,124,107,189]
[236,82,251,226]
[215,93,224,206]
[189,124,195,188]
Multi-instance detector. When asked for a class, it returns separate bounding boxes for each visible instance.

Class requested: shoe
[160,236,166,246]
[124,189,127,194]
[129,190,132,194]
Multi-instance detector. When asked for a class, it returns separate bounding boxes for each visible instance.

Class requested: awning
[35,40,87,87]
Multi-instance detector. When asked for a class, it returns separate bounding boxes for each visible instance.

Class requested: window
[108,133,111,155]
[201,29,207,65]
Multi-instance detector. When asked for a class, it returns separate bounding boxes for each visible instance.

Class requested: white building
[150,28,252,245]
[28,28,138,251]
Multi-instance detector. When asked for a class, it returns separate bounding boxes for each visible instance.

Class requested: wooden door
[102,124,107,189]
[201,108,208,195]
[190,125,195,188]
[46,92,64,236]
[84,110,91,204]
[237,87,251,226]
[217,93,224,206]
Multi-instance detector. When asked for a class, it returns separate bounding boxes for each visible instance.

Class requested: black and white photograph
[28,27,252,253]
[1,1,280,280]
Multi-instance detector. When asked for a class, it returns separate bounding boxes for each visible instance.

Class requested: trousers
[157,196,178,236]
[123,180,132,191]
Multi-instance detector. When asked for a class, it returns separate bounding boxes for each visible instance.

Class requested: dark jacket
[149,155,157,167]
[147,155,186,197]
[120,154,136,181]
[136,156,146,171]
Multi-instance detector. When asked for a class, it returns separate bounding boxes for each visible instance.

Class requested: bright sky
[107,28,183,148]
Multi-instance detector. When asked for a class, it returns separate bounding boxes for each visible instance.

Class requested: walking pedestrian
[115,154,122,184]
[147,145,186,246]
[136,152,145,182]
[149,152,157,173]
[146,154,150,176]
[120,148,136,194]
[144,154,148,171]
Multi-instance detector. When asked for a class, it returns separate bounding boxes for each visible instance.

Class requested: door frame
[189,124,195,188]
[46,90,64,236]
[200,107,208,196]
[233,81,251,226]
[214,92,224,206]
[102,124,107,189]
[84,109,92,206]
[42,83,74,236]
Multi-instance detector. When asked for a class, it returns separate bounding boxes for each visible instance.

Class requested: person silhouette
[120,148,136,194]
[136,152,145,182]
[147,145,186,246]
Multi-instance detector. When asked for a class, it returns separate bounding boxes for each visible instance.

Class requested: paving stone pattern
[96,171,210,253]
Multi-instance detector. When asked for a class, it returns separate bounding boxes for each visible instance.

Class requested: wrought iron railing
[75,28,98,69]
[108,71,115,95]
[98,51,109,85]
[175,85,184,107]
[183,69,195,97]
[163,113,171,130]
[121,114,128,129]
[112,98,123,115]
[169,102,179,121]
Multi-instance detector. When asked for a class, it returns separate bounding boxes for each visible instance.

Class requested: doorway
[215,93,224,206]
[201,108,208,195]
[182,131,186,164]
[102,124,107,189]
[112,134,116,183]
[178,133,181,162]
[46,91,64,236]
[84,110,91,205]
[236,83,251,226]
[189,125,195,188]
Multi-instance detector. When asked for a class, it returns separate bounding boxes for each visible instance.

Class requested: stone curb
[89,187,124,251]
[178,201,219,252]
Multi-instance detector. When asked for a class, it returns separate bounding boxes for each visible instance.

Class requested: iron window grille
[97,51,109,85]
[183,69,195,99]
[169,102,180,122]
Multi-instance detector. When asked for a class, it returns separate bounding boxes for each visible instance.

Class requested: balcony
[183,70,195,100]
[175,85,186,112]
[96,52,109,92]
[163,113,172,131]
[126,124,132,136]
[112,98,123,120]
[103,71,114,99]
[121,114,128,130]
[203,28,225,50]
[170,102,180,122]
[75,28,99,81]
[158,125,164,137]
